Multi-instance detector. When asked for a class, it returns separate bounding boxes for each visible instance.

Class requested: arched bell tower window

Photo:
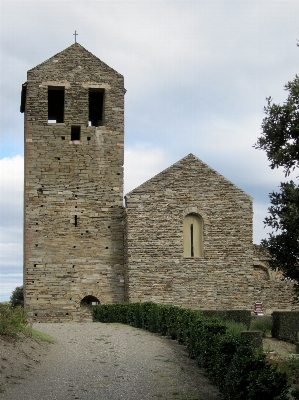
[183,213,203,258]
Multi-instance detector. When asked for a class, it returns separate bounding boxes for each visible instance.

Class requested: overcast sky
[0,1,298,301]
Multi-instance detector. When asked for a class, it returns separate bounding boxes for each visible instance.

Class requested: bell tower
[21,43,125,321]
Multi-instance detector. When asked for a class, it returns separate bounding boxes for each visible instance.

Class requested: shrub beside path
[1,322,220,400]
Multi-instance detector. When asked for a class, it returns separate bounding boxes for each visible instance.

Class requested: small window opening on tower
[20,83,27,113]
[88,89,104,126]
[71,126,81,141]
[74,215,78,227]
[48,86,64,123]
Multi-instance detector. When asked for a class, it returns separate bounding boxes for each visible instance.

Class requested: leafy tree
[255,74,299,297]
[10,285,24,308]
[256,75,299,174]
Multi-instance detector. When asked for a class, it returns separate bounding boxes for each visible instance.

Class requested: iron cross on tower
[73,30,78,43]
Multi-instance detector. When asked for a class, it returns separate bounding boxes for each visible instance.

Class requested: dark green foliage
[261,181,299,292]
[174,306,198,345]
[255,74,299,296]
[93,303,289,399]
[224,349,289,400]
[201,309,252,329]
[0,304,27,337]
[292,389,299,400]
[284,356,299,384]
[225,321,247,336]
[272,311,299,343]
[250,316,273,336]
[10,285,24,308]
[240,331,263,348]
[255,75,299,174]
[211,334,248,390]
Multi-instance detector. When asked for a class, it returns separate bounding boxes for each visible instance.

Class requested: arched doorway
[78,295,100,321]
[80,295,100,310]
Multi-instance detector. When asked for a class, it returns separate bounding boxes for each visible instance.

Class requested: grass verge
[28,328,56,343]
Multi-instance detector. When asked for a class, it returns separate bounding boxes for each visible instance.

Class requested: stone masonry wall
[23,44,297,319]
[125,154,255,310]
[23,44,125,321]
[253,245,299,313]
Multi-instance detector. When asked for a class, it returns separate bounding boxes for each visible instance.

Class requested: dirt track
[0,322,220,400]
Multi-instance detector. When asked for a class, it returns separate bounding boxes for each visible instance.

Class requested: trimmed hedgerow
[93,303,289,400]
[272,311,299,344]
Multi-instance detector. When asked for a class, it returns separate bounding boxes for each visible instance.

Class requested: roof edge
[125,153,252,200]
[27,43,123,77]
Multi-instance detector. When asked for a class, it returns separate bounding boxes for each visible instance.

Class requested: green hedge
[93,303,289,400]
[272,311,299,343]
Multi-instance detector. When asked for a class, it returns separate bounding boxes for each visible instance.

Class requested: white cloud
[0,243,22,268]
[0,273,23,302]
[0,156,23,238]
[0,155,23,201]
[0,156,23,301]
[253,201,274,244]
[124,144,170,195]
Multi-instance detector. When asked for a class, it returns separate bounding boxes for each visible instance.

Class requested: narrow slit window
[89,89,104,126]
[74,215,78,227]
[71,126,81,141]
[48,86,64,123]
[183,213,203,258]
[190,224,194,257]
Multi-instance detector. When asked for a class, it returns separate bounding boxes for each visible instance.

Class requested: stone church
[21,43,297,321]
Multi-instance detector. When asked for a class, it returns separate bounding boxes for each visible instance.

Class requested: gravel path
[2,322,220,400]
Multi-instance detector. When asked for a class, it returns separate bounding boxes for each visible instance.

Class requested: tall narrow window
[183,214,203,257]
[89,89,104,126]
[71,126,81,141]
[48,86,64,123]
[190,224,194,257]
